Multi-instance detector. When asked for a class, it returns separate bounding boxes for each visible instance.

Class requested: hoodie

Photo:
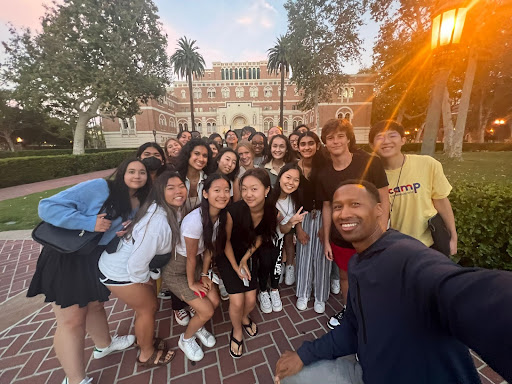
[297,230,512,384]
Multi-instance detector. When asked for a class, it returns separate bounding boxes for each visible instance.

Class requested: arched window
[264,86,272,97]
[235,87,244,98]
[293,120,297,129]
[257,68,260,79]
[207,87,216,98]
[278,87,287,97]
[158,114,167,126]
[283,120,288,133]
[178,123,183,131]
[207,122,212,134]
[221,87,230,98]
[239,68,243,79]
[250,86,258,98]
[350,87,355,98]
[193,88,202,99]
[345,113,351,121]
[181,90,186,99]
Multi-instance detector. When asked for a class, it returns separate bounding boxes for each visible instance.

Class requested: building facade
[102,61,375,147]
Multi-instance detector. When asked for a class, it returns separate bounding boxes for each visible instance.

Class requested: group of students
[27,118,460,384]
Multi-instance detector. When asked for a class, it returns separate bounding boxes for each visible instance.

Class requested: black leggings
[258,238,283,292]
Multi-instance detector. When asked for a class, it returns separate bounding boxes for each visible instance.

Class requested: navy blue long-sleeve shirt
[297,230,512,384]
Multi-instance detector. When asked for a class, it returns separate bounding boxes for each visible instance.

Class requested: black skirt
[216,250,260,294]
[27,245,111,308]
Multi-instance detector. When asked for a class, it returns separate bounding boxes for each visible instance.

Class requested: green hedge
[0,150,135,188]
[450,182,512,270]
[0,148,134,159]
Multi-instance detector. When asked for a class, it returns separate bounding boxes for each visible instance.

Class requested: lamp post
[152,129,157,143]
[421,1,468,156]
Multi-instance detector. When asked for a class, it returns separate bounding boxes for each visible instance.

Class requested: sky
[0,0,380,74]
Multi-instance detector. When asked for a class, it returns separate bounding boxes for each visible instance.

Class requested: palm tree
[267,36,290,128]
[170,36,205,131]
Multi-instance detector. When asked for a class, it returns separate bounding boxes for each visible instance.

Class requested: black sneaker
[327,306,346,330]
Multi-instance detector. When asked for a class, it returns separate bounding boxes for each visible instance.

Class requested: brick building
[102,61,375,147]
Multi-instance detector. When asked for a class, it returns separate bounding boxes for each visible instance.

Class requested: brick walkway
[0,169,115,202]
[0,240,507,384]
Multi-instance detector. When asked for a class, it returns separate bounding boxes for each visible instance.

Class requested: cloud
[236,17,253,26]
[236,0,279,30]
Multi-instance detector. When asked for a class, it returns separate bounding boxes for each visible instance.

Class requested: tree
[170,37,205,131]
[1,0,170,154]
[284,0,367,131]
[267,36,291,128]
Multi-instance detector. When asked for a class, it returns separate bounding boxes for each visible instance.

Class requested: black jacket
[297,230,512,383]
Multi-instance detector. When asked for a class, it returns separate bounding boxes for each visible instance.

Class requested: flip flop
[242,317,258,338]
[229,329,243,359]
[137,347,175,367]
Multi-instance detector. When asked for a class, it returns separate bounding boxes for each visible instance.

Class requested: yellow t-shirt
[386,154,452,246]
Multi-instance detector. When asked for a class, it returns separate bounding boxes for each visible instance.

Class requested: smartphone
[194,290,206,298]
[241,268,250,287]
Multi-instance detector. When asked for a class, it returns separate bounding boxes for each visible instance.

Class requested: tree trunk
[415,123,425,143]
[188,71,195,131]
[450,49,478,159]
[395,106,406,124]
[421,67,451,156]
[72,98,102,155]
[442,87,454,154]
[314,87,319,133]
[0,130,16,151]
[477,89,485,142]
[280,64,285,128]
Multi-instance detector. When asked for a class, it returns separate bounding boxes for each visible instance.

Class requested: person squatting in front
[166,173,231,361]
[98,170,187,367]
[27,158,152,384]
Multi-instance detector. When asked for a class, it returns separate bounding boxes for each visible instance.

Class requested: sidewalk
[0,169,115,202]
[0,240,507,384]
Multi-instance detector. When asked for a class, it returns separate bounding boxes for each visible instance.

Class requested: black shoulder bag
[428,214,451,257]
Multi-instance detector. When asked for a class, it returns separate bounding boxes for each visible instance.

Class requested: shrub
[356,143,512,153]
[450,182,512,270]
[0,150,135,188]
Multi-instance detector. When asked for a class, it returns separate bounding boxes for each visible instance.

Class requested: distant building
[102,61,375,147]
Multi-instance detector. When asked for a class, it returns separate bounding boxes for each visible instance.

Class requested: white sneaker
[314,300,325,314]
[331,279,341,295]
[62,378,93,384]
[178,334,204,361]
[296,297,308,311]
[219,282,229,301]
[279,263,285,284]
[259,291,272,314]
[174,309,190,326]
[285,265,295,285]
[270,290,283,312]
[93,334,135,359]
[195,327,216,348]
[150,268,161,280]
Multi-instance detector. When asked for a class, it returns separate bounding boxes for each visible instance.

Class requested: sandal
[229,329,243,359]
[242,317,258,338]
[134,337,167,351]
[137,347,175,367]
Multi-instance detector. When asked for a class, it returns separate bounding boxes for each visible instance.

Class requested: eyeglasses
[252,142,264,146]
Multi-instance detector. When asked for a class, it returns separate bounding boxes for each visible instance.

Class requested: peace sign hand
[289,206,308,227]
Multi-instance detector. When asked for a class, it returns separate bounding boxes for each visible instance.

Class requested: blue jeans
[282,355,364,384]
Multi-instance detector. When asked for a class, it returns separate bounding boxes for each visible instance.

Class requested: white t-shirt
[276,195,295,239]
[175,208,219,257]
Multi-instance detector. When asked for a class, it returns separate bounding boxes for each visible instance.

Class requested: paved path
[0,240,507,384]
[0,169,115,202]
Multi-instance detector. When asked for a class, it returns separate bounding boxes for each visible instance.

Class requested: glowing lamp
[16,137,23,143]
[431,7,467,50]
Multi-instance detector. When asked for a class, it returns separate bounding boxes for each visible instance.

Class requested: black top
[316,150,388,248]
[298,173,321,212]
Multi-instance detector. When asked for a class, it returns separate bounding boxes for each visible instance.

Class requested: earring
[265,194,268,198]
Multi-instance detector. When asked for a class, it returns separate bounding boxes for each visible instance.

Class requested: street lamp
[16,137,23,143]
[152,129,157,143]
[421,1,468,156]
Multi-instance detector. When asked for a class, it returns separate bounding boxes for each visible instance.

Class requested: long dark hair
[264,134,294,165]
[200,173,230,256]
[298,131,327,181]
[176,138,213,179]
[104,157,151,221]
[215,147,240,181]
[270,162,302,210]
[238,168,278,245]
[127,170,184,249]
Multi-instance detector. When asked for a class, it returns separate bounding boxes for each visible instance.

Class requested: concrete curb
[0,230,33,240]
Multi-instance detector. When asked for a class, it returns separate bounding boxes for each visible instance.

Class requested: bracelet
[200,273,209,278]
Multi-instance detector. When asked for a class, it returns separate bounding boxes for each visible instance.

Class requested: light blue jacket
[38,178,131,245]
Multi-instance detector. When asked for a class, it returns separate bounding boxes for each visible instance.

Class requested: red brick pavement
[0,240,508,384]
[0,240,41,304]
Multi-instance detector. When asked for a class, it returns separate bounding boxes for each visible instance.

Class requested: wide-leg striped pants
[295,211,331,302]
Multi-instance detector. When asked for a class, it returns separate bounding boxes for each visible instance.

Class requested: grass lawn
[0,151,511,232]
[0,186,68,232]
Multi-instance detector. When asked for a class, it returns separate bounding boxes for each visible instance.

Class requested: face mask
[142,156,162,171]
